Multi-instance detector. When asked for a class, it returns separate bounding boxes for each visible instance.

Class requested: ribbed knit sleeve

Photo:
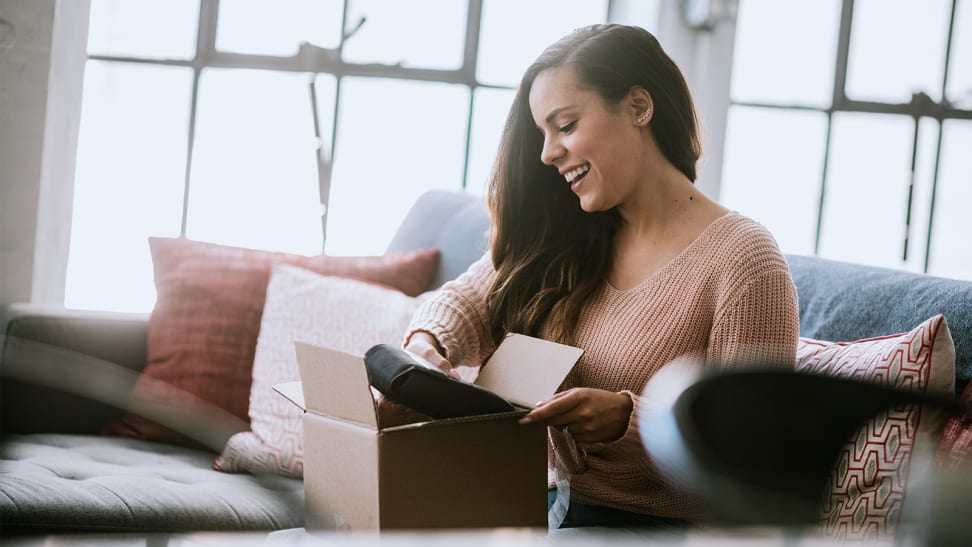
[706,223,800,370]
[708,268,799,369]
[403,252,497,367]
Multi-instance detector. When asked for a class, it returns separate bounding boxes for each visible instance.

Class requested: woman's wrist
[407,330,445,356]
[405,330,458,378]
[610,391,635,442]
[618,391,634,418]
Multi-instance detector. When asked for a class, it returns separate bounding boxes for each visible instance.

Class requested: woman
[403,24,799,527]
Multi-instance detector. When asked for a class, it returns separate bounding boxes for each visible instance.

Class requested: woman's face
[529,65,643,212]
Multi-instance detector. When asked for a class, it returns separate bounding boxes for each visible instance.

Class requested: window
[720,0,972,280]
[66,0,610,312]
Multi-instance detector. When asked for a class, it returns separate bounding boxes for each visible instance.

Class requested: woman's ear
[628,86,654,126]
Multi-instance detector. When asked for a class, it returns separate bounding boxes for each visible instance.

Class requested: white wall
[0,0,89,307]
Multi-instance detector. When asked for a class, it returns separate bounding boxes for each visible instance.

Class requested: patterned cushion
[0,434,303,531]
[102,237,438,446]
[796,314,955,540]
[213,265,427,477]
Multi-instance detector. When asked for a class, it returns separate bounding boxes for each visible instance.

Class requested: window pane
[929,120,972,280]
[903,118,941,273]
[477,0,608,87]
[466,88,515,198]
[65,62,192,312]
[342,0,466,69]
[326,78,469,255]
[215,0,343,56]
[731,0,840,107]
[87,0,199,59]
[610,0,661,34]
[819,113,914,269]
[719,106,827,255]
[946,0,972,109]
[186,69,322,255]
[846,0,951,103]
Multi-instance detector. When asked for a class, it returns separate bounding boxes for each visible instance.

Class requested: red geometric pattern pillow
[795,314,955,541]
[101,237,438,446]
[213,265,428,477]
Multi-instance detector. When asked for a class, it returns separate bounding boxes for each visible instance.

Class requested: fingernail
[519,417,531,425]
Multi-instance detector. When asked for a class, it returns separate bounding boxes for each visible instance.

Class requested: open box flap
[294,341,378,429]
[273,381,305,411]
[475,333,583,409]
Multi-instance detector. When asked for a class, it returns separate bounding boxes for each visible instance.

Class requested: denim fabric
[547,489,690,529]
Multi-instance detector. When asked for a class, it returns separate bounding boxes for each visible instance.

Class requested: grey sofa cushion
[787,254,972,382]
[0,434,303,532]
[386,189,490,289]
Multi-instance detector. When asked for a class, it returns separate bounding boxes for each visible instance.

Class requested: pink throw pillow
[795,314,955,541]
[101,237,438,446]
[213,264,429,477]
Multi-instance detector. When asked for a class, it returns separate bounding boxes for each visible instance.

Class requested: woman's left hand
[518,388,633,444]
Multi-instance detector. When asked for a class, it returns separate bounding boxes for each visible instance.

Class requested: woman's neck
[615,163,709,240]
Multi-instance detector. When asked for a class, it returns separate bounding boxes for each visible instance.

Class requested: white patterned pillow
[213,264,427,477]
[796,314,955,541]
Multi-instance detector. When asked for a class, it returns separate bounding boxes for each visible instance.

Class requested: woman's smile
[563,163,590,187]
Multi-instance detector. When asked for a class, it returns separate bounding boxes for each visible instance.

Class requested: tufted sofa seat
[0,434,303,531]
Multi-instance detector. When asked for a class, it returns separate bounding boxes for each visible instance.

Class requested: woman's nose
[540,136,565,166]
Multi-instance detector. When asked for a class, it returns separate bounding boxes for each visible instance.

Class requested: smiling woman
[529,65,664,216]
[402,24,800,529]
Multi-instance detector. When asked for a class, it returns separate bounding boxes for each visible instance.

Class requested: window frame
[727,0,972,273]
[84,0,576,250]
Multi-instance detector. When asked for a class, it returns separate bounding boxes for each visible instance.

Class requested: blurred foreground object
[638,367,970,542]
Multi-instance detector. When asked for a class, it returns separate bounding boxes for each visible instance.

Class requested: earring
[636,109,651,124]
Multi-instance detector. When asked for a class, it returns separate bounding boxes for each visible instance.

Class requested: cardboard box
[276,333,582,531]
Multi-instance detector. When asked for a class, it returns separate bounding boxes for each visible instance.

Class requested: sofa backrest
[787,254,972,386]
[386,189,490,290]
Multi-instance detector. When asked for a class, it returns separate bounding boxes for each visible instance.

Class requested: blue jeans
[547,489,690,529]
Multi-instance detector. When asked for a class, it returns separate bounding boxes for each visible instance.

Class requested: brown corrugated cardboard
[280,333,582,531]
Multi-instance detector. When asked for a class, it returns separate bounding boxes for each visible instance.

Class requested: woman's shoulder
[705,211,783,250]
[697,211,790,275]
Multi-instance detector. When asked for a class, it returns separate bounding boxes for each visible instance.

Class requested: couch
[2,189,970,536]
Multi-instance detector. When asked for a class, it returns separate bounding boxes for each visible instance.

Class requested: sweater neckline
[604,210,740,295]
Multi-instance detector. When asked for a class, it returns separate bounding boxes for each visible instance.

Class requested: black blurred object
[364,344,516,419]
[639,368,963,527]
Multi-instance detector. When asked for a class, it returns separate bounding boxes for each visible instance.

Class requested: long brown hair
[486,24,701,345]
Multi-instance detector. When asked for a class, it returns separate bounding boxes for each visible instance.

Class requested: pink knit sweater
[404,212,800,519]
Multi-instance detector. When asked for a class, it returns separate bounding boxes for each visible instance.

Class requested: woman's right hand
[405,331,460,379]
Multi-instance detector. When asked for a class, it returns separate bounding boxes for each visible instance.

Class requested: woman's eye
[559,121,576,133]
